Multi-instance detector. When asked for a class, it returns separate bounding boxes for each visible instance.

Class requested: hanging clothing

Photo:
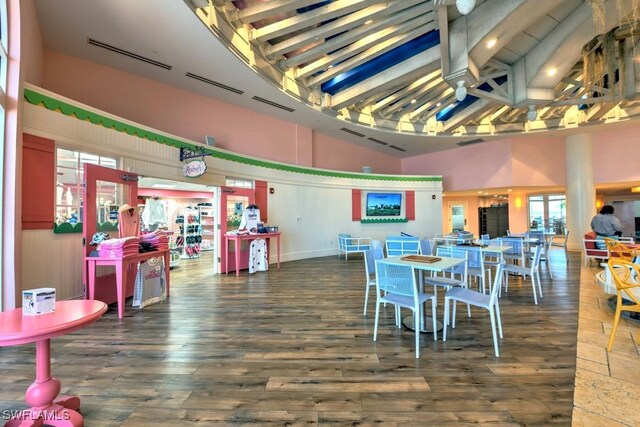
[118,204,140,238]
[249,238,268,274]
[142,198,168,227]
[239,207,261,232]
[133,256,166,308]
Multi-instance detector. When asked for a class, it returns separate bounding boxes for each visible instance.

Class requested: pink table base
[0,300,107,426]
[224,232,281,277]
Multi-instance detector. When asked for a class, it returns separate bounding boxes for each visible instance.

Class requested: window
[528,194,566,234]
[56,148,118,224]
[225,177,253,189]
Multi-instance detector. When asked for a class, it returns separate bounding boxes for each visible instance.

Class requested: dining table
[377,255,466,333]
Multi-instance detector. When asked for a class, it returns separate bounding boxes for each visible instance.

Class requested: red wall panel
[405,190,415,221]
[255,180,268,223]
[352,189,362,221]
[22,134,55,229]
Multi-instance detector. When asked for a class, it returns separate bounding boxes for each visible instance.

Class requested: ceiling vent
[340,127,366,137]
[456,138,485,147]
[389,145,407,152]
[186,72,244,95]
[367,137,388,146]
[251,96,295,112]
[87,38,172,70]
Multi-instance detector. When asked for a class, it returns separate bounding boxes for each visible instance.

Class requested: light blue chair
[373,260,437,358]
[419,238,432,256]
[385,235,420,256]
[338,233,371,260]
[363,247,384,316]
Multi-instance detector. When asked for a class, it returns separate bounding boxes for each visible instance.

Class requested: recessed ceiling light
[364,19,373,25]
[483,192,489,195]
[507,189,512,192]
[547,68,557,76]
[436,102,442,107]
[486,38,497,49]
[493,194,498,197]
[411,99,417,104]
[477,191,482,194]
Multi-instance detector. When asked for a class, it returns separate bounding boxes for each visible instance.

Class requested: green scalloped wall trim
[24,88,442,183]
[52,222,119,234]
[360,218,409,224]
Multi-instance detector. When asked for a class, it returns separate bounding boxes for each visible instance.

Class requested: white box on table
[22,288,56,315]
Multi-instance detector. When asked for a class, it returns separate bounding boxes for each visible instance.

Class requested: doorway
[219,186,255,273]
[448,201,468,232]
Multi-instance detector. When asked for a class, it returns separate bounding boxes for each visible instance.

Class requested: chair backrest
[385,236,420,256]
[419,239,432,255]
[338,233,351,249]
[488,261,506,305]
[498,237,523,254]
[607,258,640,304]
[464,246,484,270]
[605,238,636,261]
[375,260,417,298]
[526,230,544,244]
[529,243,543,271]
[371,239,383,250]
[436,246,468,277]
[364,247,384,280]
[480,234,491,243]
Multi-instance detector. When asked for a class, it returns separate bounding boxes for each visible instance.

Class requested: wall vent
[456,138,485,147]
[186,72,244,94]
[367,137,388,146]
[87,38,172,70]
[389,145,407,152]
[340,127,366,137]
[251,96,295,112]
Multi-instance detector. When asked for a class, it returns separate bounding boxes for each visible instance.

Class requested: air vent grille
[186,72,244,94]
[389,145,407,152]
[340,127,366,137]
[88,38,172,70]
[456,138,485,147]
[367,137,388,146]
[251,96,295,112]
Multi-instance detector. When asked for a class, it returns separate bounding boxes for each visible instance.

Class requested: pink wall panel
[592,127,640,184]
[41,50,399,172]
[402,139,513,191]
[312,132,401,173]
[510,136,566,187]
[21,0,43,86]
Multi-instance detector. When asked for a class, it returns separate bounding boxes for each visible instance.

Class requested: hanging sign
[183,159,207,178]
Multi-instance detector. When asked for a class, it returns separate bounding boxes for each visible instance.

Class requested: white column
[565,133,596,250]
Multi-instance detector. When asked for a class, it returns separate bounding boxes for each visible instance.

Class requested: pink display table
[0,300,107,426]
[84,249,170,319]
[224,232,281,277]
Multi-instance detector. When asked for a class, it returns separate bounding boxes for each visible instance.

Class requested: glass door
[528,194,566,234]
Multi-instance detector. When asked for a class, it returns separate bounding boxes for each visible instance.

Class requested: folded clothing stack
[98,236,141,258]
[140,230,170,251]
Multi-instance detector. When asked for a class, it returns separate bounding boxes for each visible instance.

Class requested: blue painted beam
[321,30,440,95]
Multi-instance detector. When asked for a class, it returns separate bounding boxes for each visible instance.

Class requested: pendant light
[456,0,476,15]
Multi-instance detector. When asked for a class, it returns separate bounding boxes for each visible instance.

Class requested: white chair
[501,244,544,305]
[385,236,420,256]
[465,246,488,294]
[337,233,371,260]
[425,247,468,292]
[373,261,437,358]
[498,237,526,267]
[443,261,506,357]
[363,247,384,316]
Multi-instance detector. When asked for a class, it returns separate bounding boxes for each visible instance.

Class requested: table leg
[235,237,241,277]
[163,251,171,298]
[276,235,281,269]
[225,236,229,275]
[116,261,125,319]
[5,339,84,427]
[88,261,96,301]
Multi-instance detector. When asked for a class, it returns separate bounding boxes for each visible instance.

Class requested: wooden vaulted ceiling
[193,0,640,138]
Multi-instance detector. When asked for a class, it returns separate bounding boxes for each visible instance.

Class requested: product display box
[22,288,56,315]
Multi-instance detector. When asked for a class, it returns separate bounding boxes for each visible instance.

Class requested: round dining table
[0,299,107,426]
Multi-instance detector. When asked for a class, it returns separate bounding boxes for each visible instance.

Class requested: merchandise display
[239,204,261,232]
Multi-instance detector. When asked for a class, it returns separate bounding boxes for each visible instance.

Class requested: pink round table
[0,300,107,426]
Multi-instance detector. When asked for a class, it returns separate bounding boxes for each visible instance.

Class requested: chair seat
[345,245,370,251]
[380,292,433,310]
[446,287,491,308]
[502,264,529,276]
[424,276,463,288]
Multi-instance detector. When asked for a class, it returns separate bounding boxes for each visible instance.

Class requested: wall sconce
[514,197,522,208]
[595,199,603,209]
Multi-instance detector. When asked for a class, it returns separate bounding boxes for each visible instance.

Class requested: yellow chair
[604,237,639,261]
[606,258,640,351]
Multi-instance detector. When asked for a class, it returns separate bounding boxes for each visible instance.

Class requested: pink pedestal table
[0,300,107,426]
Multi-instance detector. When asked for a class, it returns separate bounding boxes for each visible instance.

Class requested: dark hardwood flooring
[0,251,579,426]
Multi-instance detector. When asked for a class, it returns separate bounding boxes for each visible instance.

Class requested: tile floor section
[572,264,640,426]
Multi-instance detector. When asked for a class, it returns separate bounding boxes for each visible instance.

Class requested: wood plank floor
[0,251,580,425]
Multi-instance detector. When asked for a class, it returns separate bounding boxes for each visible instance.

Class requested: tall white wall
[22,88,443,300]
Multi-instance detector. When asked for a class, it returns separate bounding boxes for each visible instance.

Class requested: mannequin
[118,203,140,238]
[239,204,261,233]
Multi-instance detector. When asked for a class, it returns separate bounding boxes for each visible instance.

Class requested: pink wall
[402,138,513,191]
[510,136,566,186]
[20,0,42,86]
[312,133,401,174]
[592,127,640,184]
[40,50,398,173]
